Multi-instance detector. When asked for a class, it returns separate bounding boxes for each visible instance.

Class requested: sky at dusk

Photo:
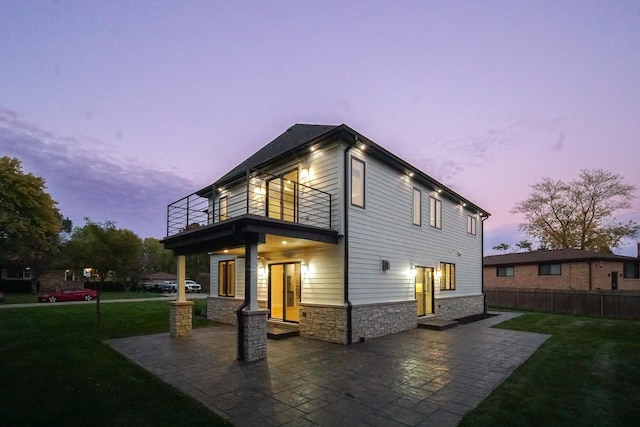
[1,1,639,255]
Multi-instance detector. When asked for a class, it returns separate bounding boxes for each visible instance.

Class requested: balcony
[163,172,337,253]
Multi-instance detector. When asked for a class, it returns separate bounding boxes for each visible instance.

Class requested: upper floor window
[539,263,561,276]
[218,260,235,297]
[467,215,477,235]
[439,262,455,290]
[351,157,365,208]
[413,188,421,226]
[430,197,442,229]
[623,262,640,279]
[219,196,228,221]
[497,266,514,277]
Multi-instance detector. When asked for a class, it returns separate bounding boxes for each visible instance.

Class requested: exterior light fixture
[408,172,414,177]
[223,249,229,253]
[309,145,317,152]
[282,240,287,245]
[436,189,442,193]
[301,167,310,183]
[358,143,366,151]
[302,264,309,277]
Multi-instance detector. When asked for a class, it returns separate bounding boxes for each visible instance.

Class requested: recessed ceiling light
[223,249,228,253]
[282,241,287,245]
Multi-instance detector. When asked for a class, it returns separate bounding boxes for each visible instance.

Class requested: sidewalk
[108,312,550,426]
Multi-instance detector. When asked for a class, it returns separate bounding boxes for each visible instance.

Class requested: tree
[0,157,70,292]
[512,169,639,252]
[0,156,61,262]
[62,220,142,322]
[492,243,511,253]
[141,238,175,275]
[515,240,533,252]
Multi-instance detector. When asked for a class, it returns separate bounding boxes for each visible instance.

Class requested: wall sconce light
[300,167,310,184]
[258,266,265,277]
[411,266,417,277]
[302,263,309,277]
[358,142,367,151]
[434,269,442,281]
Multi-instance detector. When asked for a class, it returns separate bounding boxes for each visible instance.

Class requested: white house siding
[347,150,483,308]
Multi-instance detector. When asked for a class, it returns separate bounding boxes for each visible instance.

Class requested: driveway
[107,312,548,426]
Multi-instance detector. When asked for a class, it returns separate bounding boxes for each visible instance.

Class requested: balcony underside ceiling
[161,214,339,255]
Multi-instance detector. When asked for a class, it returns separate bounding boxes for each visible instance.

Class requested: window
[218,260,235,296]
[439,262,455,290]
[351,157,365,208]
[467,215,477,235]
[413,188,421,226]
[623,262,640,279]
[64,270,75,281]
[2,268,31,280]
[539,263,561,275]
[429,197,442,229]
[497,266,514,277]
[219,196,228,221]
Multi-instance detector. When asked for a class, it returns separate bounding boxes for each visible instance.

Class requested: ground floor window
[623,262,640,279]
[1,268,31,280]
[497,266,514,277]
[539,263,561,275]
[439,262,455,291]
[218,260,235,297]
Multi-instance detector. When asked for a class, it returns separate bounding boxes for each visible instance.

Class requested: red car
[39,288,98,303]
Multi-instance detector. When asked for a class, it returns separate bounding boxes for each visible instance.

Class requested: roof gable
[214,124,338,186]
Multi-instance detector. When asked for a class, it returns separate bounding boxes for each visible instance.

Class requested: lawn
[460,312,640,426]
[1,291,193,304]
[0,300,231,426]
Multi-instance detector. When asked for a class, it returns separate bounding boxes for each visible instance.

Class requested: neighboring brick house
[162,123,489,360]
[484,246,640,291]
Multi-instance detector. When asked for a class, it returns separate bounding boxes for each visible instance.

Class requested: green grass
[460,312,640,426]
[0,300,231,426]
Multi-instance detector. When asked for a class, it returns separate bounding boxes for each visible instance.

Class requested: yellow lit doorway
[268,262,301,322]
[416,266,434,316]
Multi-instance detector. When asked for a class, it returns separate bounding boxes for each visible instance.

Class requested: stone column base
[170,301,194,337]
[238,309,269,362]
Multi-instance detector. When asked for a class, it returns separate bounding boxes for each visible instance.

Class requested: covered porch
[161,174,339,362]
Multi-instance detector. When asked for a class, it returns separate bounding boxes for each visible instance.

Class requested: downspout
[236,169,251,361]
[481,216,488,314]
[343,139,356,345]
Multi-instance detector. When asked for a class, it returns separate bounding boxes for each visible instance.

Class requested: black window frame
[497,266,514,277]
[430,197,442,229]
[413,187,422,226]
[538,263,561,276]
[439,262,456,291]
[467,215,477,235]
[351,157,366,208]
[218,260,235,297]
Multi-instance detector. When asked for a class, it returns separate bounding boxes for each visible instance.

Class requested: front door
[268,262,301,322]
[611,271,618,290]
[415,266,434,316]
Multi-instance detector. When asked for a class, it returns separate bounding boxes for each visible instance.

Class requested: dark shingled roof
[214,124,339,187]
[484,248,639,266]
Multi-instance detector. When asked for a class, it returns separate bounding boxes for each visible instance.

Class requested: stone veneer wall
[239,310,269,362]
[299,304,348,344]
[207,297,244,325]
[170,301,193,337]
[436,295,485,319]
[351,300,417,341]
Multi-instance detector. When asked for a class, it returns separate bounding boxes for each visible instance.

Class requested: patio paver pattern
[107,312,549,426]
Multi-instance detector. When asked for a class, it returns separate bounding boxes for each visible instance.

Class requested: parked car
[39,288,98,303]
[185,280,202,293]
[0,292,5,303]
[157,281,177,293]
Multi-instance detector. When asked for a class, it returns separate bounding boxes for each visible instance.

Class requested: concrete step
[417,318,459,331]
[267,324,300,340]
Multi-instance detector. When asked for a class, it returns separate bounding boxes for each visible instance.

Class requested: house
[483,246,640,291]
[162,124,489,361]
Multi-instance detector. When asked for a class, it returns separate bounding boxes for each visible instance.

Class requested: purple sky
[1,1,639,255]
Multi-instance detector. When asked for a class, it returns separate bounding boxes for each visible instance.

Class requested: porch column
[170,254,193,337]
[238,242,268,361]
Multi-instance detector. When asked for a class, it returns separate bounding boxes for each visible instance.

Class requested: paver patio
[107,312,549,426]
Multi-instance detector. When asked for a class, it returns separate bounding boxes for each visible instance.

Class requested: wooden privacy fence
[485,288,640,320]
